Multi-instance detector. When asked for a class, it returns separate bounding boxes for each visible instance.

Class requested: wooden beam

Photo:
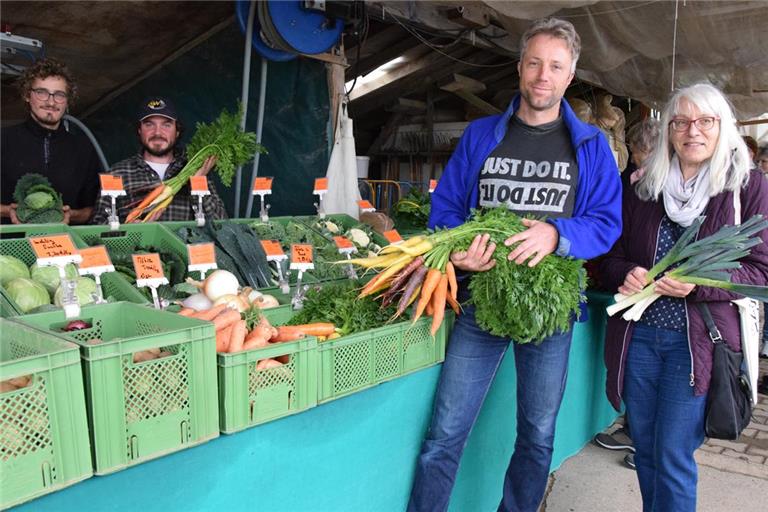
[386,97,427,113]
[439,73,487,94]
[346,36,420,81]
[451,90,501,115]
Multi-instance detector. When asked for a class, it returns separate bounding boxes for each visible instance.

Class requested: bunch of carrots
[177,304,336,367]
[344,234,461,337]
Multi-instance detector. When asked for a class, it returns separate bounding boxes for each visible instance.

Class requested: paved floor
[542,359,768,511]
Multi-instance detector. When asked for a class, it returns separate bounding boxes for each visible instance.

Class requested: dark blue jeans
[407,306,573,512]
[623,324,706,512]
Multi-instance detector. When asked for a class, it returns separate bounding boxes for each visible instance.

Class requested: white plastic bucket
[356,156,370,179]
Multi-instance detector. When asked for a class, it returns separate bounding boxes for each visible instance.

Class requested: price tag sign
[313,177,329,195]
[187,243,217,274]
[78,246,114,276]
[383,229,404,245]
[429,179,438,193]
[261,240,287,262]
[190,176,210,196]
[357,200,376,213]
[132,253,169,287]
[30,234,82,267]
[333,236,356,255]
[290,244,315,271]
[99,174,126,196]
[252,177,273,195]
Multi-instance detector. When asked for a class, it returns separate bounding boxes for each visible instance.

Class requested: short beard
[142,143,175,158]
[520,89,560,112]
[31,110,61,129]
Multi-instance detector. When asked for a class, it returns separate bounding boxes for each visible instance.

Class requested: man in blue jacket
[408,18,622,512]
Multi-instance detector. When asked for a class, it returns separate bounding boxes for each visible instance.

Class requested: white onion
[202,270,239,301]
[213,294,249,312]
[181,293,212,311]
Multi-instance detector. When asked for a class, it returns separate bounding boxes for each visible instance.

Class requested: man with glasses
[1,58,102,224]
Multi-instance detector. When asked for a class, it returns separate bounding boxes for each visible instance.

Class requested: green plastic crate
[267,307,450,404]
[0,319,92,509]
[0,288,17,318]
[0,225,148,315]
[71,223,189,265]
[217,332,318,434]
[10,302,219,474]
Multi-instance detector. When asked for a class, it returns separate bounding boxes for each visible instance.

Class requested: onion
[181,293,213,311]
[253,294,280,309]
[63,320,91,332]
[187,270,240,301]
[212,294,249,312]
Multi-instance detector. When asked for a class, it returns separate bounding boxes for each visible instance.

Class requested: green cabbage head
[5,277,51,313]
[0,255,30,286]
[54,277,98,307]
[31,262,79,295]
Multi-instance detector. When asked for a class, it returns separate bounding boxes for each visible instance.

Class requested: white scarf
[662,156,711,227]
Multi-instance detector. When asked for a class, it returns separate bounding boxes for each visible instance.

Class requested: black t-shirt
[478,115,578,219]
[1,118,101,214]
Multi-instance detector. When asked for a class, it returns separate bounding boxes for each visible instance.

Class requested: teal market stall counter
[13,292,618,512]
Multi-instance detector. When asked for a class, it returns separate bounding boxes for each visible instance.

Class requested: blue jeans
[623,324,706,512]
[407,306,573,512]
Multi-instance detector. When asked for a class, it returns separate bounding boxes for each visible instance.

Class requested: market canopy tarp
[379,0,768,117]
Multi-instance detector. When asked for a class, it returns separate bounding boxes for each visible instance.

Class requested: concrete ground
[541,359,768,511]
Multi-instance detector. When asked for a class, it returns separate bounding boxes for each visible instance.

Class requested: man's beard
[143,140,175,157]
[520,87,560,112]
[32,109,61,128]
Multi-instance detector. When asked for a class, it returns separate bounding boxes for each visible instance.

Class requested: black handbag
[697,303,753,440]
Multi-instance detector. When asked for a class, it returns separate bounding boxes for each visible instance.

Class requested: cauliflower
[347,228,370,247]
[316,220,341,234]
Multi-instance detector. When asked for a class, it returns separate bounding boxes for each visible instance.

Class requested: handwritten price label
[132,253,166,281]
[290,244,314,270]
[30,235,79,260]
[429,179,438,193]
[383,230,403,245]
[78,246,112,269]
[190,176,209,194]
[100,174,125,193]
[260,240,286,261]
[187,243,216,266]
[252,177,273,194]
[313,177,329,194]
[357,200,375,213]
[333,236,356,254]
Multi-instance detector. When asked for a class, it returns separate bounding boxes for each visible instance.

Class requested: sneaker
[623,453,636,470]
[593,427,635,453]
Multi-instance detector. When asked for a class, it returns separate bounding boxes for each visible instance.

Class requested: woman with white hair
[600,83,768,511]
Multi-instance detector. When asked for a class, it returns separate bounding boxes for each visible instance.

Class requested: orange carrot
[125,184,164,223]
[177,307,195,317]
[446,294,461,315]
[445,262,458,301]
[227,320,247,353]
[242,337,270,351]
[216,324,234,352]
[430,275,449,336]
[212,309,241,331]
[426,301,434,316]
[412,268,443,324]
[270,330,306,343]
[274,323,336,339]
[192,304,228,322]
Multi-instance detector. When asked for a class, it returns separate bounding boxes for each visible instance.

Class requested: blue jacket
[429,95,622,260]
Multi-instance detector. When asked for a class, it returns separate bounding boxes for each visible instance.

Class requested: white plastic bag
[322,101,361,219]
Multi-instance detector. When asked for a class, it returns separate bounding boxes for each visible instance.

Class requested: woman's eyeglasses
[668,117,719,132]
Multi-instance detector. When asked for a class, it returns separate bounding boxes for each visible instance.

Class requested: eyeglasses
[669,117,719,132]
[31,88,68,103]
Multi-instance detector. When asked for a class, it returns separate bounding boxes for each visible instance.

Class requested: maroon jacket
[600,170,768,410]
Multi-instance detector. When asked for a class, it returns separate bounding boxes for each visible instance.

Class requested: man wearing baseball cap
[91,96,227,224]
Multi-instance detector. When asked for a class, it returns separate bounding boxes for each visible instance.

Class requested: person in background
[408,17,622,512]
[757,146,768,175]
[743,135,758,169]
[1,58,102,224]
[600,83,768,512]
[593,119,661,472]
[91,97,227,224]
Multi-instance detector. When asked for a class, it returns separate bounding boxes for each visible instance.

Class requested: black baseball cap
[138,97,178,122]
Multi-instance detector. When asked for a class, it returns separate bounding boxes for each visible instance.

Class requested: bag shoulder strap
[696,302,724,344]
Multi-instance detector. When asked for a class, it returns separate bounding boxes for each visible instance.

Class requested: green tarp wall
[83,21,330,218]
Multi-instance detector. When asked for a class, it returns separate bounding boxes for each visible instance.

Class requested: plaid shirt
[91,149,228,224]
